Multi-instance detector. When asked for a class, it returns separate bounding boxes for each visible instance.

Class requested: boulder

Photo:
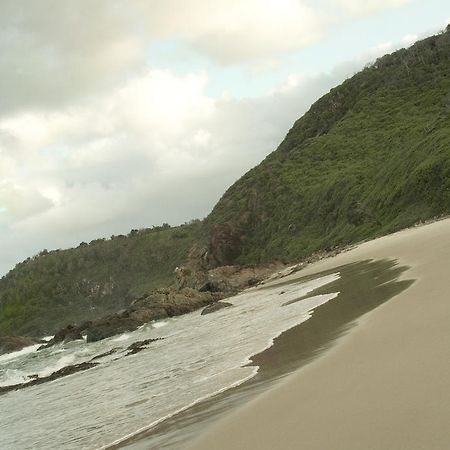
[199,280,221,292]
[201,301,233,315]
[85,315,141,343]
[37,324,84,350]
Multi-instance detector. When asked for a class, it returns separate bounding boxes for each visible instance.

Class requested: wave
[0,344,40,364]
[97,290,340,450]
[96,366,259,450]
[111,333,133,342]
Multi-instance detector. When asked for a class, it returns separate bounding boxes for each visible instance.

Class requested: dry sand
[188,218,450,450]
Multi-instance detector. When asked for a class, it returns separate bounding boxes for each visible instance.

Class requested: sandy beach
[188,218,450,450]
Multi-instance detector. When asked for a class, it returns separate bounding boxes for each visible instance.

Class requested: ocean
[0,272,340,450]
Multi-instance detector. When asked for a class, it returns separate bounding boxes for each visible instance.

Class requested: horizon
[1,0,449,276]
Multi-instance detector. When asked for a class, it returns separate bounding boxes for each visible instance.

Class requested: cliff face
[1,28,450,337]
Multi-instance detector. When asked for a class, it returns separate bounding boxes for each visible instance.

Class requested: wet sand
[188,218,450,450]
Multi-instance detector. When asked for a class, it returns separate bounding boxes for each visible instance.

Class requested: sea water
[0,273,339,450]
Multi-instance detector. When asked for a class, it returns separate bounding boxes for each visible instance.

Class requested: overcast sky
[0,0,449,276]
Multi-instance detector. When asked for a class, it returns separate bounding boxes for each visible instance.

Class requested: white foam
[111,333,132,342]
[0,344,40,364]
[0,271,342,450]
[96,366,259,450]
[37,354,76,378]
[0,369,30,387]
[97,289,340,449]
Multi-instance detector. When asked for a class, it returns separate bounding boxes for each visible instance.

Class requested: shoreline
[113,261,412,449]
[187,217,450,450]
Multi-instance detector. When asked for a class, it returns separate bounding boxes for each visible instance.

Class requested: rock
[85,287,220,342]
[0,361,98,395]
[125,338,163,356]
[205,262,285,293]
[40,286,222,346]
[199,280,221,292]
[0,336,40,356]
[208,223,243,267]
[37,324,84,350]
[85,315,140,343]
[174,264,209,291]
[201,301,233,315]
[129,306,168,323]
[89,348,120,361]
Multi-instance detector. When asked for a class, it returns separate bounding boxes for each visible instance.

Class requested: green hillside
[0,222,203,336]
[1,28,449,337]
[206,27,450,264]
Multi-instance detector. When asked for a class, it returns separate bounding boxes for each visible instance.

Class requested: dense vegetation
[207,27,450,263]
[0,222,204,336]
[1,28,449,337]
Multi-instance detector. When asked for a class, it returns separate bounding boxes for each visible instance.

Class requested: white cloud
[0,1,144,114]
[0,182,53,223]
[370,41,394,54]
[0,64,352,275]
[334,0,412,17]
[165,0,323,64]
[0,0,418,116]
[401,34,419,46]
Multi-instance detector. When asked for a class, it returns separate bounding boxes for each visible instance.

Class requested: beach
[188,218,450,450]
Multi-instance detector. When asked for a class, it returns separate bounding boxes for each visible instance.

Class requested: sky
[0,0,449,276]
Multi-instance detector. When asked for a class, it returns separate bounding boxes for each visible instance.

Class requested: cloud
[401,34,419,46]
[333,0,413,17]
[0,182,53,223]
[0,62,355,276]
[0,1,144,114]
[0,0,417,116]
[151,0,323,64]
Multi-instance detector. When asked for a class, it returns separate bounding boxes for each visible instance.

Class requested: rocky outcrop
[201,301,233,315]
[174,266,208,290]
[85,315,139,343]
[40,287,223,346]
[0,361,98,395]
[0,336,41,355]
[205,263,285,292]
[125,338,163,356]
[37,324,86,350]
[31,256,287,349]
[40,259,289,348]
[207,223,243,267]
[89,348,120,361]
[130,287,221,318]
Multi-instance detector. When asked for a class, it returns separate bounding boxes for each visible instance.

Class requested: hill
[0,222,204,336]
[206,27,450,265]
[1,27,449,337]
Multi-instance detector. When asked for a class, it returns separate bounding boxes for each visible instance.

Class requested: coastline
[113,251,412,449]
[187,217,450,450]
